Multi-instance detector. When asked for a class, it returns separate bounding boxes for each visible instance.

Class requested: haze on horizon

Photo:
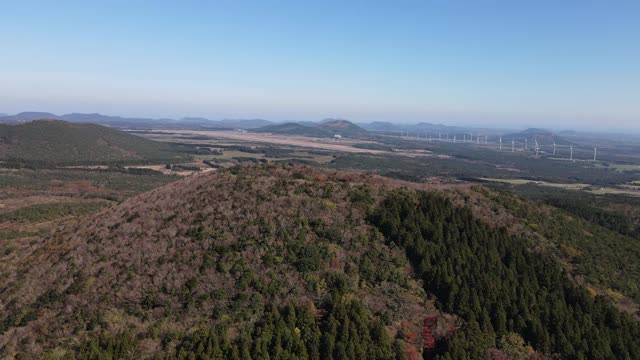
[1,1,638,130]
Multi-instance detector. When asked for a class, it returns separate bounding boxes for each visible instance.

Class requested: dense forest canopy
[369,190,640,359]
[1,164,639,359]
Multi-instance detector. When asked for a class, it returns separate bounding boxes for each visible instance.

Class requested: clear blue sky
[1,1,638,129]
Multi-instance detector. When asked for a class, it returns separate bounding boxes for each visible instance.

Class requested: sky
[0,1,639,130]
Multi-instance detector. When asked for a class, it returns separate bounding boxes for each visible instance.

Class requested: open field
[136,129,447,159]
[609,163,640,171]
[480,178,590,189]
[194,150,335,164]
[141,129,384,153]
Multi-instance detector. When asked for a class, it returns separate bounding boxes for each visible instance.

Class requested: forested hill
[254,120,369,138]
[0,120,188,166]
[0,164,639,358]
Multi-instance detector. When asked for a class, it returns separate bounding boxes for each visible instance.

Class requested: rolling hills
[0,120,188,166]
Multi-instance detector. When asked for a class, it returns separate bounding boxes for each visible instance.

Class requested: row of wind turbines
[398,131,598,161]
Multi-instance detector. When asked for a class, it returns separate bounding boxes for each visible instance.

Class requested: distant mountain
[503,128,574,145]
[0,112,274,129]
[0,112,166,128]
[318,119,368,137]
[179,117,273,128]
[359,121,397,131]
[15,111,61,120]
[358,121,494,135]
[0,112,62,124]
[0,120,188,166]
[253,122,333,137]
[217,118,273,128]
[254,119,368,138]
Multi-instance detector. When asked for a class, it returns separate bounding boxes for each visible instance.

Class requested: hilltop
[318,119,369,137]
[0,165,448,358]
[0,120,188,166]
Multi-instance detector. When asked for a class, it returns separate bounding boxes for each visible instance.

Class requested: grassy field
[609,163,640,171]
[587,187,640,196]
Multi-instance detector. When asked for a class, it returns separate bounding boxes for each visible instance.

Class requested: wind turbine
[499,136,502,150]
[512,140,515,152]
[553,141,556,156]
[594,147,597,161]
[570,145,573,161]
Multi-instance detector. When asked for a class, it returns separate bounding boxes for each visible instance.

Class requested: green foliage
[0,167,178,195]
[76,333,139,360]
[485,187,640,302]
[0,201,109,223]
[0,229,41,240]
[369,190,640,359]
[166,298,393,360]
[0,120,189,166]
[506,183,640,238]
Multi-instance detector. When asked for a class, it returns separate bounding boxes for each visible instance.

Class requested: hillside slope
[318,119,369,137]
[0,165,447,358]
[0,120,188,166]
[253,122,333,137]
[1,165,639,359]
